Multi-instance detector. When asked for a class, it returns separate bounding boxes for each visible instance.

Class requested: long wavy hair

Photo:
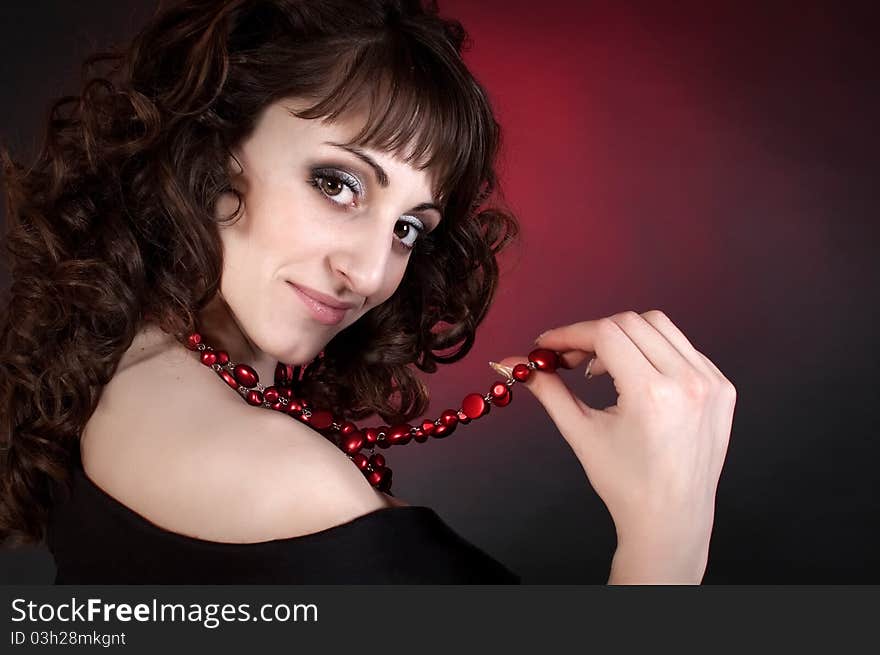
[0,0,519,546]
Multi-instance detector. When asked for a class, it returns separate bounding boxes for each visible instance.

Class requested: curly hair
[0,0,519,547]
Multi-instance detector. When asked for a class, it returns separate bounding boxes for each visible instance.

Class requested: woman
[0,0,735,584]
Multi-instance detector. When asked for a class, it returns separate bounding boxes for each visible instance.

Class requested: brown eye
[309,168,362,207]
[394,217,425,250]
[321,178,343,196]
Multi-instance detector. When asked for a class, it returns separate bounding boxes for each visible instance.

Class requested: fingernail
[488,360,515,380]
[584,356,595,379]
[533,331,547,345]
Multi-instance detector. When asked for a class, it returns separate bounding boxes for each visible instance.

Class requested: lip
[287,283,354,326]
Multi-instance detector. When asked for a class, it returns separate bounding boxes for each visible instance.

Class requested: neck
[196,293,278,386]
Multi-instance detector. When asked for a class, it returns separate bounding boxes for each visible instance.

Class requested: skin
[80,96,736,581]
[201,97,443,386]
[498,310,736,584]
[79,98,442,543]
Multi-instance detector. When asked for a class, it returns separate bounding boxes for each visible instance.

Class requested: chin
[265,330,331,367]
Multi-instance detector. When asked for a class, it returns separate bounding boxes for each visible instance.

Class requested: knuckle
[646,378,676,404]
[683,372,710,399]
[643,309,669,323]
[619,310,642,324]
[723,379,737,402]
[596,317,620,337]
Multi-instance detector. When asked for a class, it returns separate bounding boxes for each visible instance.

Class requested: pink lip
[288,283,352,326]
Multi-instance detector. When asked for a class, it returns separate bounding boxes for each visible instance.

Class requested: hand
[498,310,736,576]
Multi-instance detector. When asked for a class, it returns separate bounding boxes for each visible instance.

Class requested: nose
[328,211,396,303]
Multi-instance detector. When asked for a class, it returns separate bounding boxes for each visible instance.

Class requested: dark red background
[1,0,877,582]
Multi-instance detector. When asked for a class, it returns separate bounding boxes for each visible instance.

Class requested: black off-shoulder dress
[47,463,520,584]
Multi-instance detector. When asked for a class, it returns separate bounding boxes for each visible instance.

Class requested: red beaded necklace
[185,331,561,494]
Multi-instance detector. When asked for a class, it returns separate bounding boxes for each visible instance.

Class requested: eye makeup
[306,165,428,250]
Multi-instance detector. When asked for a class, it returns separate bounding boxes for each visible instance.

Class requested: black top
[47,463,520,584]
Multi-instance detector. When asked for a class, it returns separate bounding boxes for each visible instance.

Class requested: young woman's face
[215,98,442,365]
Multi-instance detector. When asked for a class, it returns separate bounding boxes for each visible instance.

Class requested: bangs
[288,31,495,216]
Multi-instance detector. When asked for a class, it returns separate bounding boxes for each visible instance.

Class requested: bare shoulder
[81,325,405,544]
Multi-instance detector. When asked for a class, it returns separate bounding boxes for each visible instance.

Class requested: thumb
[496,355,594,439]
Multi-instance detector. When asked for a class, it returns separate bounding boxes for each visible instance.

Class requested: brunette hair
[0,0,519,546]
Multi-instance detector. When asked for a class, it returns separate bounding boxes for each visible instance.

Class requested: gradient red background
[1,0,877,582]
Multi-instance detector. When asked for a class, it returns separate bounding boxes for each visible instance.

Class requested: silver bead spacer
[196,343,207,351]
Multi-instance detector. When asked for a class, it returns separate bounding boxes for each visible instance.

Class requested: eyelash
[307,168,427,251]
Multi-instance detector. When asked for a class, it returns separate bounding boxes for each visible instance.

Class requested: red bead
[339,421,359,436]
[369,453,386,469]
[233,364,258,387]
[420,420,436,436]
[386,424,413,446]
[461,392,489,420]
[270,401,284,411]
[363,427,380,446]
[456,410,471,425]
[491,382,511,403]
[280,387,293,399]
[367,469,383,487]
[413,428,427,443]
[491,382,507,398]
[263,387,280,403]
[439,409,459,429]
[219,370,239,389]
[492,386,512,407]
[307,409,334,431]
[246,389,263,406]
[432,422,455,438]
[512,363,531,381]
[343,431,364,454]
[528,348,559,372]
[200,350,217,367]
[378,468,392,493]
[367,466,392,491]
[186,333,202,350]
[216,350,229,365]
[287,399,303,414]
[377,437,391,449]
[275,362,294,387]
[351,453,369,470]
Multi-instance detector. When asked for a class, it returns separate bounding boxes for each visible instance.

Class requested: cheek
[370,261,411,310]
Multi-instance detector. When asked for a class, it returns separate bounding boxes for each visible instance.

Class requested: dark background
[1,0,877,583]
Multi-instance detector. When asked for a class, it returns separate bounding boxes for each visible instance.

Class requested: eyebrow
[323,141,442,216]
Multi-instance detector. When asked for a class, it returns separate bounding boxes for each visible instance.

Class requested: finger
[555,349,593,370]
[639,310,714,378]
[555,349,603,381]
[608,311,700,380]
[534,317,659,394]
[496,354,595,431]
[694,349,734,388]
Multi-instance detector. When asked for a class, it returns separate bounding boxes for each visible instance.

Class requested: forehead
[274,97,441,192]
